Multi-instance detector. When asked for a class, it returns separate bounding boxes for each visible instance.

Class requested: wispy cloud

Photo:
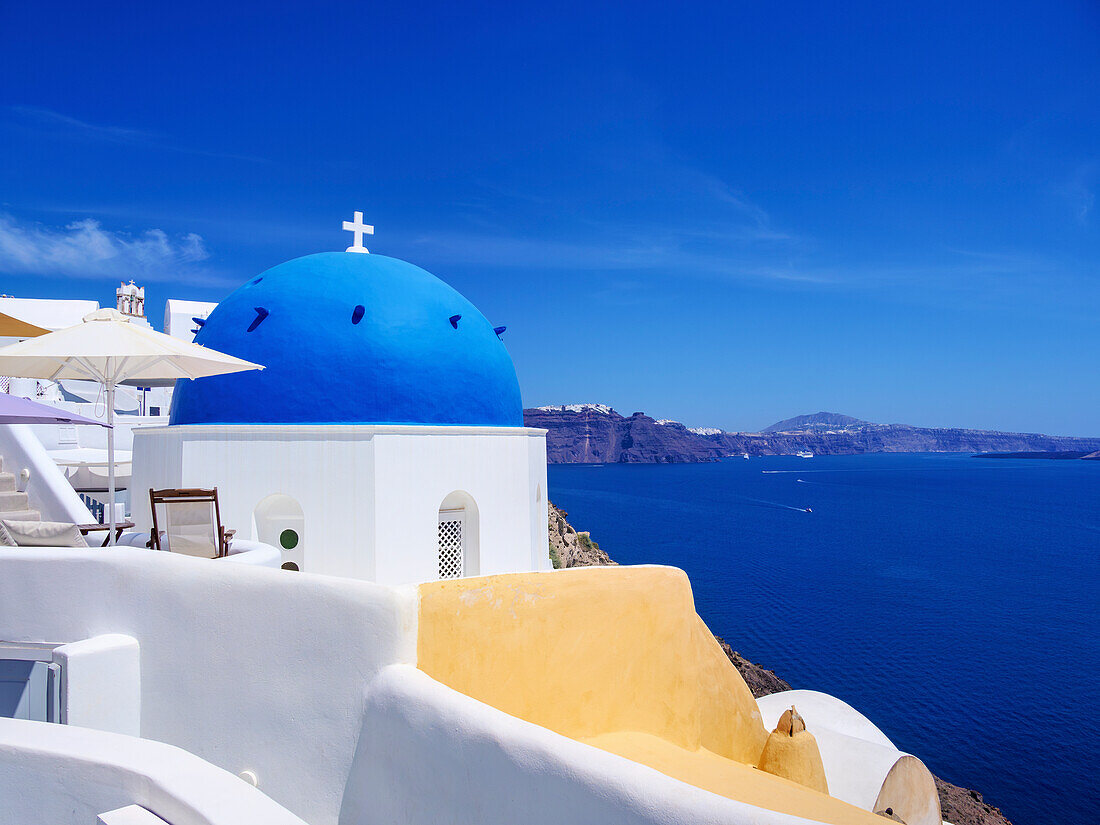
[6,106,268,164]
[395,142,798,282]
[1062,161,1097,225]
[8,106,154,144]
[668,165,783,239]
[397,227,826,286]
[0,214,235,286]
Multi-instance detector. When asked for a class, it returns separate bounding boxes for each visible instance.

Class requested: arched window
[253,494,305,570]
[437,491,479,579]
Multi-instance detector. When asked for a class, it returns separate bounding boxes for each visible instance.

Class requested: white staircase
[0,456,41,522]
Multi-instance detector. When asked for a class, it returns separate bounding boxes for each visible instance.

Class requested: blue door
[0,659,57,722]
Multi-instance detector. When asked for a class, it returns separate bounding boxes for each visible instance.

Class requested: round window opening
[279,529,299,550]
[281,561,300,571]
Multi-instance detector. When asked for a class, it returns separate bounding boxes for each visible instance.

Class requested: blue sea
[548,453,1100,825]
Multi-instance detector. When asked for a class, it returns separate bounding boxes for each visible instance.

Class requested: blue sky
[2,1,1098,434]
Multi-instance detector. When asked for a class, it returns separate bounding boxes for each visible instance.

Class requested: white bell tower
[116,280,145,318]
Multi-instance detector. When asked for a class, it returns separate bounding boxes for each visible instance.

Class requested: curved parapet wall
[115,532,283,567]
[758,689,897,748]
[758,691,942,825]
[0,717,307,825]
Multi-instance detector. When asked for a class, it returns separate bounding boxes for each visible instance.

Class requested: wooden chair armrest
[219,528,237,557]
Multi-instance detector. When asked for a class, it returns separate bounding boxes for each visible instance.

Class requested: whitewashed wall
[53,634,141,735]
[0,548,417,825]
[131,424,550,583]
[0,717,307,825]
[370,428,550,582]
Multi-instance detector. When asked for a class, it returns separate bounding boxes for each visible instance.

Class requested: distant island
[525,406,1100,464]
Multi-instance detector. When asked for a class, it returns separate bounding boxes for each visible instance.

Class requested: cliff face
[526,406,1100,463]
[551,504,1014,825]
[526,407,725,464]
[719,424,1100,457]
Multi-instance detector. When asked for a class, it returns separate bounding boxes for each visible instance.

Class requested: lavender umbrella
[0,393,110,427]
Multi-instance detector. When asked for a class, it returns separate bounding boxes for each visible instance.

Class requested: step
[0,491,30,512]
[0,473,15,493]
[0,509,41,522]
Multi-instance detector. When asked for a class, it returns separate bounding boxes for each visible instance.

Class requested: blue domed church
[170,252,524,429]
[131,219,550,584]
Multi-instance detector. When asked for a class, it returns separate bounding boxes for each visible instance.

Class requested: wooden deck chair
[149,488,235,558]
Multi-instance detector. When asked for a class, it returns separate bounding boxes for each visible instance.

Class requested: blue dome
[170,252,523,426]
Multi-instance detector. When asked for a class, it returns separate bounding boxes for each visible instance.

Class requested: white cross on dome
[342,211,374,253]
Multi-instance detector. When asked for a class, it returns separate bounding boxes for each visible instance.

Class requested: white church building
[130,216,550,583]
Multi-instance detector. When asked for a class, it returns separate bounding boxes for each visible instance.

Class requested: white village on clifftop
[1,216,948,825]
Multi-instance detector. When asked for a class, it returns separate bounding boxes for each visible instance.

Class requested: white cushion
[2,519,88,548]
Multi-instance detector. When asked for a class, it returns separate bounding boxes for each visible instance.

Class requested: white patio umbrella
[0,308,263,543]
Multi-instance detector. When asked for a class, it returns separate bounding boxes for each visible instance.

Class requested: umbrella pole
[106,384,116,546]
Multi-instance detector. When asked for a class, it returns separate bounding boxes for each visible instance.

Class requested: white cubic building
[164,298,218,341]
[131,243,550,584]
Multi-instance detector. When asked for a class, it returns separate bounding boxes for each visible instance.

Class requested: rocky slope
[548,502,616,567]
[527,405,1100,464]
[935,780,1014,825]
[550,504,1014,825]
[712,636,791,698]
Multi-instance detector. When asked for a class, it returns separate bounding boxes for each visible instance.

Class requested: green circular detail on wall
[279,529,299,550]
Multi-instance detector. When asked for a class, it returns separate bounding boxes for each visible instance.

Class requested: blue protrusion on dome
[170,252,523,426]
[247,307,269,332]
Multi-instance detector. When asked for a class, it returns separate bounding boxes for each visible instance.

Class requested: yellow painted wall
[417,566,887,825]
[417,566,768,764]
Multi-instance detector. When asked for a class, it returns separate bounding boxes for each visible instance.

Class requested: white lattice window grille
[438,510,466,580]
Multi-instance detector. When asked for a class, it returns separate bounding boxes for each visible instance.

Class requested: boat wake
[731,493,812,513]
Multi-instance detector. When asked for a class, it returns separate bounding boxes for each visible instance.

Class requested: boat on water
[796,450,814,458]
